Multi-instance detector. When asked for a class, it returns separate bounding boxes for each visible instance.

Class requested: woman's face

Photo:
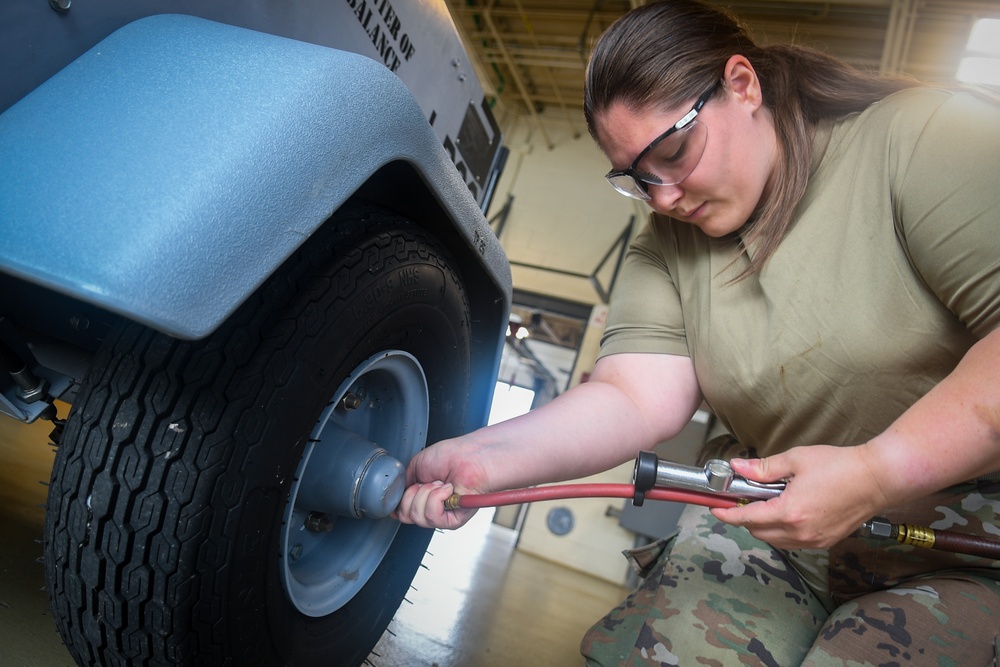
[596,71,778,238]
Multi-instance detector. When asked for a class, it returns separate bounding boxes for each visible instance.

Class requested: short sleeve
[895,92,1000,338]
[598,220,691,358]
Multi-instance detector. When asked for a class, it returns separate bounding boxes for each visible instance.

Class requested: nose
[646,182,684,213]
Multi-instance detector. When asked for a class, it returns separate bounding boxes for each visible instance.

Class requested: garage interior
[2,0,999,665]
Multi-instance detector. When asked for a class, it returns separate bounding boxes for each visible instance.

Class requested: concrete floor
[0,414,629,667]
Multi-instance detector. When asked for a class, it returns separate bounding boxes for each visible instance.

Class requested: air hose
[444,483,739,510]
[860,517,1000,559]
[443,452,1000,560]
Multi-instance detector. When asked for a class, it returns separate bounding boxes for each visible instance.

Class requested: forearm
[443,352,702,492]
[862,327,1000,506]
[463,387,677,490]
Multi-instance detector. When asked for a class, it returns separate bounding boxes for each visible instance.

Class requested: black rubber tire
[43,203,472,666]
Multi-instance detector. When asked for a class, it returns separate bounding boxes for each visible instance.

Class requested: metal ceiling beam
[731,0,892,6]
[448,0,997,118]
[482,0,555,148]
[880,0,920,72]
[511,0,581,133]
[468,7,627,22]
[471,48,587,68]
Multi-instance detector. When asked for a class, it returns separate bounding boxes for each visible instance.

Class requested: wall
[487,109,644,306]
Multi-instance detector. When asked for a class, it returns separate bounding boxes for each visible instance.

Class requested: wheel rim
[280,350,429,617]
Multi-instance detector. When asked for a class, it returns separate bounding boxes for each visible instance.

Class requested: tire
[43,203,472,665]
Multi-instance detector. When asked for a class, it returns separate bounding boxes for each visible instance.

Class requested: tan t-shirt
[599,88,1000,457]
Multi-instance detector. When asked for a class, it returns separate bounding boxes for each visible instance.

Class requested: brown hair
[584,0,920,278]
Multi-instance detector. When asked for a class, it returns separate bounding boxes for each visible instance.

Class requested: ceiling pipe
[880,0,921,73]
[897,0,922,73]
[512,0,581,137]
[474,48,587,68]
[482,0,554,149]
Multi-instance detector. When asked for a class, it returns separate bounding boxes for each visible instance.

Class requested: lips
[677,201,706,220]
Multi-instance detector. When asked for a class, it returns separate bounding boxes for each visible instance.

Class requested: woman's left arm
[714,327,1000,549]
[863,326,1000,502]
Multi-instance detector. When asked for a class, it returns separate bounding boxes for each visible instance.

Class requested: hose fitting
[896,523,936,549]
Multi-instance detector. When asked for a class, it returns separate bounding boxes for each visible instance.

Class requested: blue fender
[0,14,510,342]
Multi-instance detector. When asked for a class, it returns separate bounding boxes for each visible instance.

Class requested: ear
[723,54,763,111]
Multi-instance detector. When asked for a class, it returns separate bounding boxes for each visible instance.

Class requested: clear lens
[635,120,706,187]
[607,174,651,200]
[604,120,708,200]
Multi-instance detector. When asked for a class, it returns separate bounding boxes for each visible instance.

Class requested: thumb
[728,455,789,483]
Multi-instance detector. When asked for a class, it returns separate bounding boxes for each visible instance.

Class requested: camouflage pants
[581,485,1000,667]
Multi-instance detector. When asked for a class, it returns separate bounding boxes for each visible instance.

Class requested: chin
[697,220,735,238]
[698,210,748,238]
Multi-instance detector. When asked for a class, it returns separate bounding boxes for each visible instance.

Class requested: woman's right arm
[393,350,703,528]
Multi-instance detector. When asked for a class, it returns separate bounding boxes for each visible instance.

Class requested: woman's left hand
[711,444,891,549]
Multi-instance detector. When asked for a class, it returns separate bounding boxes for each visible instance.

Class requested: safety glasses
[605,80,720,200]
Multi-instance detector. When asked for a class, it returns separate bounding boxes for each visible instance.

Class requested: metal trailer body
[0,0,510,429]
[0,2,511,664]
[0,0,505,210]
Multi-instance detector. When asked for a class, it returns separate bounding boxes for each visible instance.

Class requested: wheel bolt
[341,392,362,410]
[305,511,334,533]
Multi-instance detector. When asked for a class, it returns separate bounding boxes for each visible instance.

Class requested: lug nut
[341,392,362,410]
[304,512,334,533]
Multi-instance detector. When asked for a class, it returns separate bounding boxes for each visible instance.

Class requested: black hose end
[632,450,658,507]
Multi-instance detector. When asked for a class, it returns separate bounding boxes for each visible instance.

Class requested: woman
[396,1,1000,664]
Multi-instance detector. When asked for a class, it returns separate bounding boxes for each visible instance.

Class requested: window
[957,18,1000,86]
[488,382,535,425]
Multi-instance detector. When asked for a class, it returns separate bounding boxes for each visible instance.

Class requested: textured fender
[0,14,510,343]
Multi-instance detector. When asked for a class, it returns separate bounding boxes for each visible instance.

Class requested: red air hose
[444,483,740,510]
[447,486,1000,560]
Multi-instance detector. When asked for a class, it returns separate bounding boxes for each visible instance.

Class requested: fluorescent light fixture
[957,56,1000,85]
[967,18,1000,55]
[957,18,1000,85]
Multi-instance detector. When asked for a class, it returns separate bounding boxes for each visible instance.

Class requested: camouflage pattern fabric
[581,487,1000,666]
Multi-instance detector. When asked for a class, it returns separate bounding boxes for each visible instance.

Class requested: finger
[403,453,430,487]
[711,491,782,525]
[396,481,445,527]
[711,506,794,550]
[413,481,451,528]
[711,505,754,526]
[729,454,793,483]
[392,483,423,524]
[417,482,480,530]
[402,459,419,488]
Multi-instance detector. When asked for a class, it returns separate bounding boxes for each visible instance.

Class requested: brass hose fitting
[895,523,936,549]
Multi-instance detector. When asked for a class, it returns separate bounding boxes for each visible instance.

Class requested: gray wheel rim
[279,350,428,616]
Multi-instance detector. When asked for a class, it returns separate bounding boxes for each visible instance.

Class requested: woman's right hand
[392,436,490,529]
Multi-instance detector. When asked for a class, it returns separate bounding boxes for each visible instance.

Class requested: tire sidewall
[230,216,472,664]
